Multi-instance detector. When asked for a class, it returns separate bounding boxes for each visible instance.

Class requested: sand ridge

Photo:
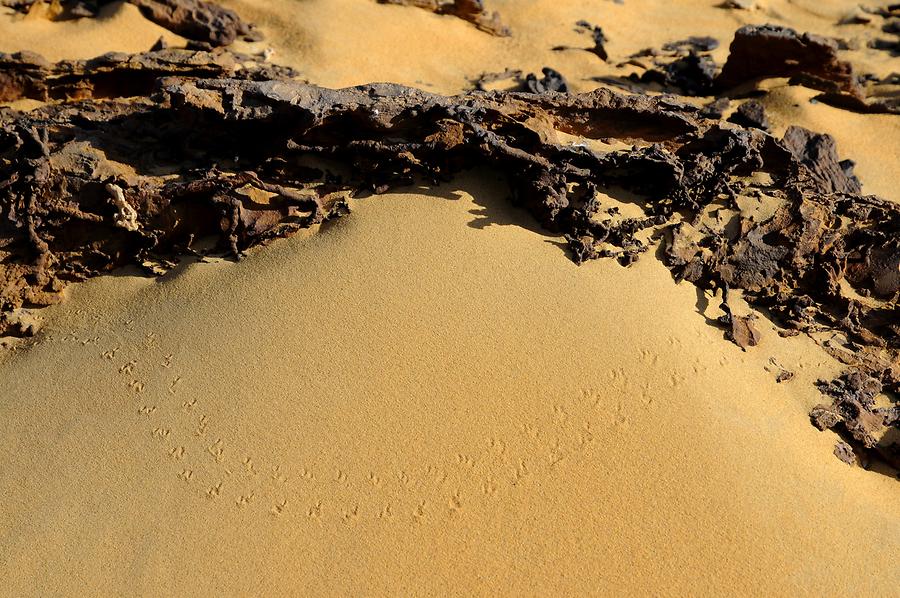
[1,179,898,595]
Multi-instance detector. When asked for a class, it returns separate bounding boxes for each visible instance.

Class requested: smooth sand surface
[0,1,898,596]
[2,179,898,595]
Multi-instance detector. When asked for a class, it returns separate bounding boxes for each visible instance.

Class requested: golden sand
[0,2,183,61]
[0,1,898,595]
[3,180,898,595]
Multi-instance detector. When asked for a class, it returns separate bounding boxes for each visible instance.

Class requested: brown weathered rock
[0,53,704,335]
[812,74,900,115]
[623,37,719,96]
[0,0,261,46]
[728,314,762,350]
[524,67,569,93]
[376,0,509,36]
[833,441,857,465]
[127,0,261,46]
[727,100,770,131]
[718,0,754,9]
[812,372,898,468]
[781,126,862,194]
[811,404,843,430]
[628,25,893,114]
[0,48,295,103]
[775,369,794,383]
[558,20,609,61]
[717,25,856,92]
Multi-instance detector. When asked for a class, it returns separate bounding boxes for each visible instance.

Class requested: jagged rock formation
[375,0,509,36]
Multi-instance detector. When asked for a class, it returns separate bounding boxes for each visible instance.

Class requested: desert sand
[0,0,898,596]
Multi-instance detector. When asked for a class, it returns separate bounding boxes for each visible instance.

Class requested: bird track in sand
[62,318,696,525]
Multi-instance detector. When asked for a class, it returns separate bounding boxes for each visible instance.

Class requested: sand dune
[0,0,898,595]
[2,179,897,595]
